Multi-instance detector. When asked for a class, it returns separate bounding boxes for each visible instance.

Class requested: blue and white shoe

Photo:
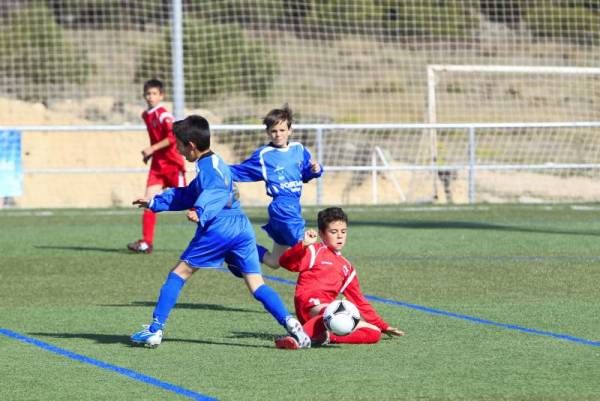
[130,325,163,348]
[285,317,311,349]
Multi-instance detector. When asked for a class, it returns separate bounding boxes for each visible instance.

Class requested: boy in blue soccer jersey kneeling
[130,115,310,349]
[228,104,323,269]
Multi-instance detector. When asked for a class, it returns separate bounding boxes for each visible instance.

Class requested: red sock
[330,327,382,344]
[142,209,156,245]
[302,315,328,343]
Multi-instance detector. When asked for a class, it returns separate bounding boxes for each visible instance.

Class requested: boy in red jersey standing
[127,79,186,254]
[275,207,405,349]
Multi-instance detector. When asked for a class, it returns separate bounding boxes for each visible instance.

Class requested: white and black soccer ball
[323,299,361,336]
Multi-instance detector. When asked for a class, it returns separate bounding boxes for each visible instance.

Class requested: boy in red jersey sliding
[128,79,186,254]
[275,207,404,349]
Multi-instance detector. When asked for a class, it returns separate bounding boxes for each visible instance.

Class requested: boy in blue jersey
[229,105,323,269]
[129,115,311,349]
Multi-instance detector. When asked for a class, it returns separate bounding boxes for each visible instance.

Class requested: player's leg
[275,295,327,349]
[130,261,195,347]
[227,215,310,348]
[141,183,162,246]
[260,212,303,269]
[244,273,310,349]
[128,170,163,253]
[329,320,382,344]
[301,314,329,346]
[260,242,289,269]
[277,301,328,347]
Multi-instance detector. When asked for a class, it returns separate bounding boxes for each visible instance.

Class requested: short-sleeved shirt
[142,105,185,172]
[279,242,389,330]
[230,142,323,246]
[149,151,261,275]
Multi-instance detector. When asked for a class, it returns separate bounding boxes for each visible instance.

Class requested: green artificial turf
[1,205,599,401]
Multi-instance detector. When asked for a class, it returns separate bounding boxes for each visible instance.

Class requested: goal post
[427,64,600,126]
[426,64,600,124]
[425,64,600,202]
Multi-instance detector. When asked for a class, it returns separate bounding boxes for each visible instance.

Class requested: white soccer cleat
[130,325,163,348]
[285,317,311,349]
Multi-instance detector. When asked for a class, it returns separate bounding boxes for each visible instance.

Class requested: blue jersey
[230,141,322,200]
[149,151,261,273]
[149,151,240,227]
[230,142,323,246]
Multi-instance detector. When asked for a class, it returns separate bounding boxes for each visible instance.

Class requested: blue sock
[253,284,290,327]
[150,272,186,332]
[256,244,268,263]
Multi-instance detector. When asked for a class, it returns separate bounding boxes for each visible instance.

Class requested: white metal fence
[3,122,600,208]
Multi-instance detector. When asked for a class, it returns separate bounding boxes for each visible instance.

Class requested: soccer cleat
[127,240,153,254]
[275,335,300,350]
[285,317,311,349]
[130,325,163,348]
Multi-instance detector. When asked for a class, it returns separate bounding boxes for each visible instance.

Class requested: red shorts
[294,293,332,324]
[146,166,186,188]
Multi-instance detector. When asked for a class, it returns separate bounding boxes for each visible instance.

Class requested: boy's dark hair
[143,78,165,93]
[317,207,348,232]
[173,115,211,151]
[263,103,293,131]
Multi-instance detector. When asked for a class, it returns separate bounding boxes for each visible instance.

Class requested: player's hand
[142,148,153,164]
[309,159,321,174]
[302,229,318,247]
[186,209,200,223]
[383,327,405,337]
[132,198,150,208]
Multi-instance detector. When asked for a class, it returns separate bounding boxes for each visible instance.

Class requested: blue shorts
[180,213,262,276]
[263,197,305,246]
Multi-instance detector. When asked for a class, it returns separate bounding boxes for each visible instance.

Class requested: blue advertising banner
[0,130,23,197]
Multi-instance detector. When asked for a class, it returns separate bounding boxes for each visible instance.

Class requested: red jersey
[279,242,389,330]
[142,105,185,171]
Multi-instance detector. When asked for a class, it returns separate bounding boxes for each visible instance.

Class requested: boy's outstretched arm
[132,198,150,208]
[134,179,199,213]
[229,151,264,182]
[383,327,405,337]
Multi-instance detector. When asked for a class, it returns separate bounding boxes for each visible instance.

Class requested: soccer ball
[323,300,361,336]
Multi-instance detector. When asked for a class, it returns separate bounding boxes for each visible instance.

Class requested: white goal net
[2,1,599,124]
[0,1,599,207]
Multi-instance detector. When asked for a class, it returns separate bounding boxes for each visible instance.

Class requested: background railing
[4,122,600,208]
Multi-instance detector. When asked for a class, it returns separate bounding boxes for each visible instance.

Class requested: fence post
[316,126,323,205]
[372,151,378,204]
[468,126,476,203]
[171,0,185,119]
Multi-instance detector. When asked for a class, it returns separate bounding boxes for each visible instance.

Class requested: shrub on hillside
[134,20,278,107]
[480,0,523,25]
[46,0,169,29]
[283,0,479,40]
[0,2,93,102]
[524,1,600,45]
[190,0,282,28]
[374,0,479,40]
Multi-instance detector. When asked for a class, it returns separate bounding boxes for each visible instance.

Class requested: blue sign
[0,130,22,197]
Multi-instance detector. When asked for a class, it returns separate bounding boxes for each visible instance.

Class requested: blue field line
[258,271,600,348]
[364,295,600,347]
[0,328,218,401]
